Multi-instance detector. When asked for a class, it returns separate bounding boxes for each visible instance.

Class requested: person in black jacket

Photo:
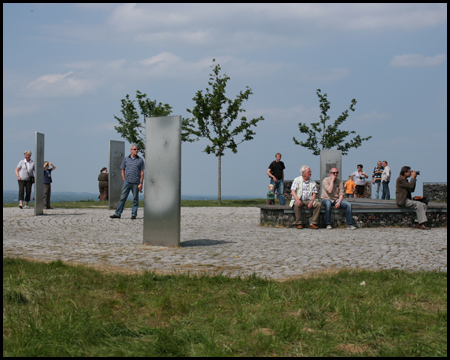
[266,153,286,205]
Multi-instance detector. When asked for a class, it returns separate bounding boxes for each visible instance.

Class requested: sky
[3,3,447,198]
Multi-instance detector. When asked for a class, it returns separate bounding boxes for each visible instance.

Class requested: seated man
[290,165,321,229]
[321,167,356,230]
[395,166,429,230]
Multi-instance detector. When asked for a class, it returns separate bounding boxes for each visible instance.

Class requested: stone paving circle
[3,207,447,279]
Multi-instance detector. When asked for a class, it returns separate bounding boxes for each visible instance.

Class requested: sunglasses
[331,172,339,174]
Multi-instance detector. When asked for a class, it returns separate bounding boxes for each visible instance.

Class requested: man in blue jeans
[321,167,356,230]
[110,144,145,220]
[266,153,286,205]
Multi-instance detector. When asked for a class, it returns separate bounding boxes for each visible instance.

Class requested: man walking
[290,165,321,229]
[110,144,144,220]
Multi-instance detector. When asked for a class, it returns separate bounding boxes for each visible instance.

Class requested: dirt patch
[336,343,369,354]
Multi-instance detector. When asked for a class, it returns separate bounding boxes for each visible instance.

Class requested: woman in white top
[15,150,35,209]
[350,164,368,198]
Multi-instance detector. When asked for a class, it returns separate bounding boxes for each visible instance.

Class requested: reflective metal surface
[143,116,181,246]
[320,150,342,184]
[108,140,125,209]
[34,132,45,216]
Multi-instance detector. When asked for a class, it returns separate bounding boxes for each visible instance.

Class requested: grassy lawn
[3,198,268,208]
[3,258,447,357]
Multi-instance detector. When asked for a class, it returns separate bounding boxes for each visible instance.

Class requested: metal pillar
[34,132,45,216]
[320,150,342,185]
[143,116,181,246]
[108,140,125,209]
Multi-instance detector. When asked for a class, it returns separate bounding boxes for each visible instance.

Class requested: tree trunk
[218,154,222,206]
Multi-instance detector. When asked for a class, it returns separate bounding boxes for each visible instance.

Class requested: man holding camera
[395,166,429,230]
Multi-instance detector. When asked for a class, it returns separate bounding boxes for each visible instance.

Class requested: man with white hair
[290,165,321,229]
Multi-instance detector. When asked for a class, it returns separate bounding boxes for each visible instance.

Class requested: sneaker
[326,225,332,230]
[24,205,30,209]
[19,205,23,209]
[131,216,137,220]
[110,214,121,219]
[347,225,356,230]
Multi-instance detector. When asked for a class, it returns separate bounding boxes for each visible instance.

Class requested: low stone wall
[260,204,447,228]
[423,183,447,202]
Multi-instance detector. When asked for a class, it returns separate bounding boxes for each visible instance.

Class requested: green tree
[293,89,372,155]
[184,59,264,205]
[113,90,173,158]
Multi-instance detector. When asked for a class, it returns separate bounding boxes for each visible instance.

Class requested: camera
[413,170,420,175]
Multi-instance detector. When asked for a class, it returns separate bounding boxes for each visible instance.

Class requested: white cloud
[140,52,182,67]
[106,3,447,36]
[390,54,447,68]
[23,71,97,97]
[342,4,447,31]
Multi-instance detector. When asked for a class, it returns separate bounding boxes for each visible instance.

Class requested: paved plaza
[3,207,447,279]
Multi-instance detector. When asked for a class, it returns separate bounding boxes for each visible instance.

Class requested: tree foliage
[293,89,372,155]
[113,90,173,158]
[184,59,264,204]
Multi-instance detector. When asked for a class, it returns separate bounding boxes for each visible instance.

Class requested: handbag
[24,162,34,183]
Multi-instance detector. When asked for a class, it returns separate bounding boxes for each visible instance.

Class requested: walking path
[3,207,447,279]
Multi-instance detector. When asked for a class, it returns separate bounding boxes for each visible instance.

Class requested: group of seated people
[267,165,430,231]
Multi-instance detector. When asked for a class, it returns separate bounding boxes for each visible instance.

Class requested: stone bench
[259,199,447,228]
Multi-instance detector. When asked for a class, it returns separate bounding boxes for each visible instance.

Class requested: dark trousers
[381,181,390,200]
[18,180,33,202]
[99,185,108,201]
[44,184,51,207]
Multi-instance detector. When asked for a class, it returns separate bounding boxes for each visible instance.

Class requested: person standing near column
[15,150,35,209]
[98,167,109,201]
[43,161,56,209]
[110,144,144,220]
[266,153,286,205]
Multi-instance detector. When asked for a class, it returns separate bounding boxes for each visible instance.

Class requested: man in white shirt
[381,160,391,200]
[290,165,321,229]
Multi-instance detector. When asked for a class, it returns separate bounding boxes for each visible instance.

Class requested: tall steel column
[143,116,181,246]
[108,140,125,209]
[320,149,342,184]
[34,132,45,216]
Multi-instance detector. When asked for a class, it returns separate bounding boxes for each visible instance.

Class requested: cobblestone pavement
[3,207,447,279]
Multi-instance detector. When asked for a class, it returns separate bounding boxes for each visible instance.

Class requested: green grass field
[3,258,447,357]
[3,198,267,208]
